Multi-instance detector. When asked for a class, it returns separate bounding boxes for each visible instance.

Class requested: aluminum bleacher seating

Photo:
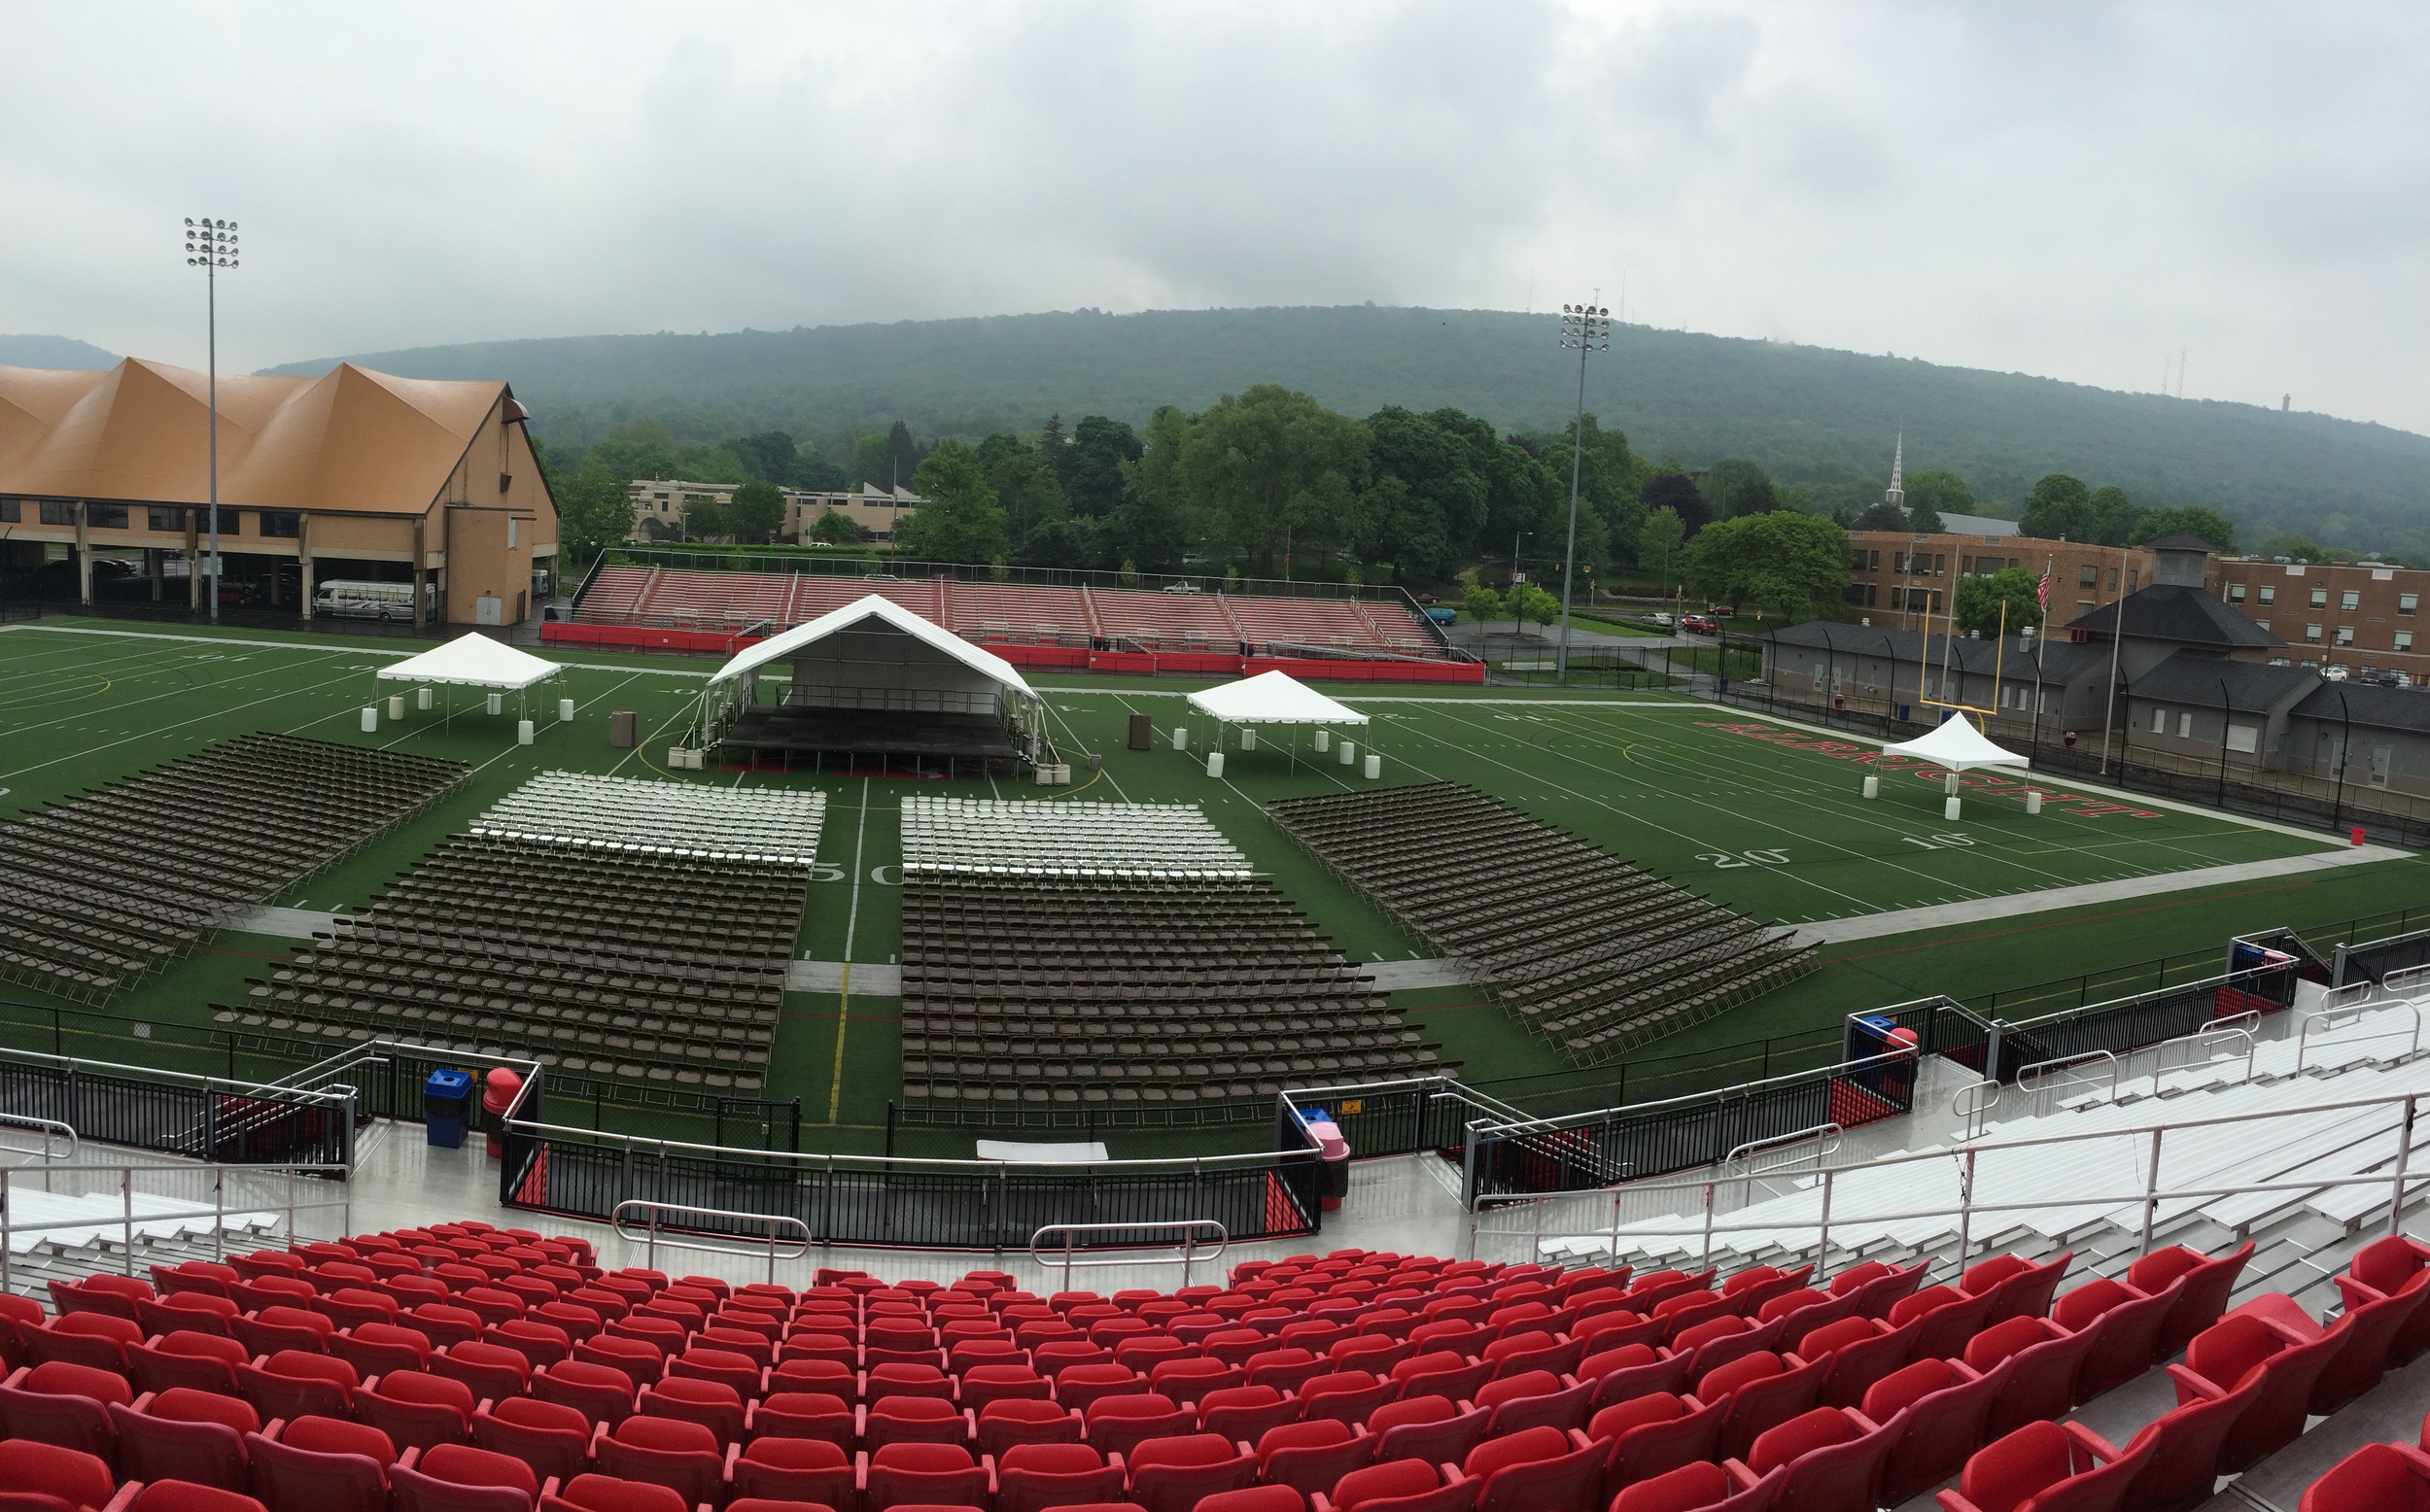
[571,567,652,624]
[7,1233,2376,1512]
[0,735,469,1005]
[1268,783,1817,1064]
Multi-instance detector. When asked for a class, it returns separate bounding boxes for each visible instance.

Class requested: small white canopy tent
[1881,711,2031,772]
[700,594,1047,765]
[1183,670,1370,768]
[375,632,563,731]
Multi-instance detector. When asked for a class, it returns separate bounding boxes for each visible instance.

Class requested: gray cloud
[2,0,2420,430]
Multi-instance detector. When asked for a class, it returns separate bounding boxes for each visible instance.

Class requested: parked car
[1649,611,1675,627]
[1681,613,1718,635]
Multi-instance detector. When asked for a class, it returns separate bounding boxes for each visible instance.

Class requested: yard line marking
[829,776,871,1124]
[0,654,366,780]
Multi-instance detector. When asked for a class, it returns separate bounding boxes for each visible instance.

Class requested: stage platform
[712,705,1023,774]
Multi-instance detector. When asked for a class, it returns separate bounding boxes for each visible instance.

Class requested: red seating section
[0,1232,2397,1512]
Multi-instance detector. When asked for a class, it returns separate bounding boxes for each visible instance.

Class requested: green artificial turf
[0,618,2411,1158]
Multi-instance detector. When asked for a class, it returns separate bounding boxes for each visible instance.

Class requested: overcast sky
[4,1,2423,432]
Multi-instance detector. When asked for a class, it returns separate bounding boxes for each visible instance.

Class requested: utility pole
[1555,299,1611,685]
[184,218,239,622]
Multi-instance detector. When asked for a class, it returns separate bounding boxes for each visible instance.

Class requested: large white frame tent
[1881,711,2031,773]
[1182,670,1369,769]
[701,594,1048,771]
[375,632,563,730]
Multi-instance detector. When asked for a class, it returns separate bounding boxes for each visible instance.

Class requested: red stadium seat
[864,1392,969,1450]
[2344,1235,2430,1367]
[1616,1460,1782,1512]
[1126,1432,1259,1512]
[1725,1406,1898,1512]
[1796,1317,1917,1412]
[1200,1488,1308,1512]
[1460,1424,1605,1512]
[2086,1368,2262,1512]
[997,1441,1128,1512]
[531,1359,637,1427]
[2048,1276,2177,1404]
[859,1439,995,1512]
[387,1442,540,1512]
[0,1439,125,1512]
[2170,1308,2346,1471]
[134,1293,240,1340]
[1703,1352,1827,1463]
[541,1474,684,1512]
[1961,1254,2073,1329]
[1391,1350,1492,1406]
[1311,1458,1476,1512]
[245,1416,397,1512]
[239,1350,358,1422]
[125,1483,266,1512]
[2126,1244,2254,1361]
[728,1435,856,1507]
[590,1415,725,1507]
[469,1396,591,1482]
[1892,1287,2000,1367]
[747,1390,854,1448]
[109,1388,259,1492]
[1259,1418,1375,1498]
[2307,1272,2429,1414]
[1087,1392,1195,1459]
[1590,1392,1725,1497]
[976,1396,1085,1459]
[2298,1442,2430,1512]
[1479,1374,1593,1438]
[1300,1370,1399,1428]
[639,1375,746,1447]
[1365,1395,1488,1469]
[1962,1318,2100,1440]
[1863,1357,2006,1504]
[0,1359,131,1460]
[26,1312,142,1374]
[433,1341,532,1404]
[52,1275,154,1322]
[1933,1420,2154,1512]
[355,1369,475,1452]
[129,1332,247,1396]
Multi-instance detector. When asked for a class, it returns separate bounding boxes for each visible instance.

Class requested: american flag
[2036,563,2052,609]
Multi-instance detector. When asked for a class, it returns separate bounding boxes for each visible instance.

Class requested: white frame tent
[698,594,1049,770]
[374,632,563,733]
[1181,670,1371,771]
[1880,711,2031,773]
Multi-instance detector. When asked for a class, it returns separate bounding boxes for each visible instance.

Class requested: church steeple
[1885,430,1906,511]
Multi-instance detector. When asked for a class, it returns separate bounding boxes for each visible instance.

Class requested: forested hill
[266,305,2430,557]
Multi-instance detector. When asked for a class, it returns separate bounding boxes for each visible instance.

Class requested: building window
[2229,583,2245,601]
[2400,594,2417,615]
[2077,600,2095,615]
[259,511,300,538]
[1868,550,1881,570]
[148,507,185,531]
[2127,569,2138,590]
[2336,626,2354,646]
[2342,590,2360,610]
[2109,567,2121,591]
[2306,624,2323,643]
[2259,585,2275,604]
[0,500,15,523]
[2227,724,2258,754]
[1852,550,1868,571]
[2177,711,2193,739]
[2152,707,2167,733]
[87,504,128,529]
[2398,631,2414,652]
[1931,555,1946,576]
[2079,565,2098,588]
[2256,619,2271,632]
[39,500,75,526]
[2309,588,2328,608]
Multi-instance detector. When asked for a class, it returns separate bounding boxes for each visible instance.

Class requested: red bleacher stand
[1934,1419,2157,1512]
[108,1389,258,1492]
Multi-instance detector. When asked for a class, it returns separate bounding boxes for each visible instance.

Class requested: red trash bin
[482,1067,524,1158]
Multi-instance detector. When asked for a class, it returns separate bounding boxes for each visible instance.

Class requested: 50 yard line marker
[828,775,870,1123]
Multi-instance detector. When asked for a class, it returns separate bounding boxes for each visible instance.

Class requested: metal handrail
[2297,995,2424,1070]
[0,1162,352,1292]
[2144,1014,2260,1096]
[1465,1046,1923,1140]
[612,1199,811,1284]
[2385,964,2430,998]
[2017,1048,2118,1112]
[1954,1079,2000,1138]
[0,1114,77,1164]
[1030,1220,1229,1290]
[1721,1123,1842,1180]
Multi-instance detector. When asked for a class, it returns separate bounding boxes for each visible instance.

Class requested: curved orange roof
[0,358,509,516]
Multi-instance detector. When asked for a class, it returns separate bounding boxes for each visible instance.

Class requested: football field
[0,619,2410,1155]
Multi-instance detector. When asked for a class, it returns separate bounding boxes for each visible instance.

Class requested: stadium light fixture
[1555,300,1612,685]
[184,217,239,622]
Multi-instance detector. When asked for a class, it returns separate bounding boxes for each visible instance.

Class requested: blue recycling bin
[1895,703,1911,722]
[425,1068,472,1149]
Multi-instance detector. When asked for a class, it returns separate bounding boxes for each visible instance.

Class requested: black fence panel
[2341,929,2430,987]
[1996,971,2291,1082]
[504,1129,1321,1252]
[0,1055,351,1167]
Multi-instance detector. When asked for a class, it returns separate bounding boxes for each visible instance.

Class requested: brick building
[2208,557,2424,685]
[1844,531,2153,633]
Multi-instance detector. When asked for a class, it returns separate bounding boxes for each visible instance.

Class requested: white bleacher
[1542,995,2430,1277]
[900,797,1252,878]
[469,771,827,866]
[4,1186,276,1254]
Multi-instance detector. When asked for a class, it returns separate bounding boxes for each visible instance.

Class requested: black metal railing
[0,1047,354,1167]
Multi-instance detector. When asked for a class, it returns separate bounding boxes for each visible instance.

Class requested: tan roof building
[0,358,557,627]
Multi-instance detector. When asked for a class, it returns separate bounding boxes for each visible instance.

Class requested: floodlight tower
[1555,300,1611,684]
[184,217,239,621]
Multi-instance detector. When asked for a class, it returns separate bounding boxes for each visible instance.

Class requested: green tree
[1510,583,1559,636]
[809,508,868,544]
[1064,416,1142,518]
[976,436,1070,555]
[884,421,923,492]
[733,430,800,486]
[2132,504,2238,553]
[1637,507,1686,579]
[1683,510,1851,619]
[1461,581,1504,623]
[1035,414,1067,491]
[2260,531,2326,562]
[897,439,1009,565]
[1902,468,1973,524]
[1953,565,2044,638]
[679,491,729,540]
[850,432,889,490]
[726,478,785,543]
[1854,501,1909,532]
[2084,485,2139,546]
[2018,473,2093,540]
[1365,406,1490,584]
[1701,458,1778,519]
[1174,384,1369,576]
[555,463,637,561]
[1643,469,1709,536]
[1106,406,1190,572]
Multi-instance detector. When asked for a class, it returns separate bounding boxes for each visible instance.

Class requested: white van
[313,580,430,620]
